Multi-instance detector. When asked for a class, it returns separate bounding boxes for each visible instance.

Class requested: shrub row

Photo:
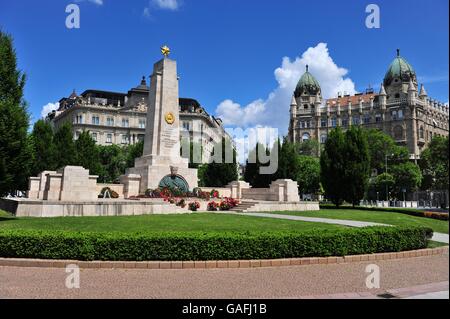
[0,226,432,261]
[319,204,449,221]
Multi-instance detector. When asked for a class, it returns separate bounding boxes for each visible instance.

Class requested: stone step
[229,201,259,212]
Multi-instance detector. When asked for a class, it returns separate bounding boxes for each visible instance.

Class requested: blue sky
[0,0,448,133]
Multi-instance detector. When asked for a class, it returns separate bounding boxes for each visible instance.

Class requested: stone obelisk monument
[124,47,198,193]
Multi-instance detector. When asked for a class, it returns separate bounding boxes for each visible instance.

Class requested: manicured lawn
[0,212,346,234]
[264,209,449,234]
[0,209,11,217]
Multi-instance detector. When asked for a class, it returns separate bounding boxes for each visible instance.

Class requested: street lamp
[385,153,394,201]
[402,188,406,207]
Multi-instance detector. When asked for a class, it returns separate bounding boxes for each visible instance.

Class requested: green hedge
[0,226,432,261]
[319,204,449,221]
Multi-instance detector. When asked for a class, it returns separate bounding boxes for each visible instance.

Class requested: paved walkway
[230,212,449,244]
[0,255,447,299]
[405,291,449,299]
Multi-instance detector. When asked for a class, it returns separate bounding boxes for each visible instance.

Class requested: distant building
[288,50,449,159]
[47,77,231,163]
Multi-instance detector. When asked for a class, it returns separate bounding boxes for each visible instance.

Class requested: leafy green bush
[319,204,449,221]
[0,226,432,261]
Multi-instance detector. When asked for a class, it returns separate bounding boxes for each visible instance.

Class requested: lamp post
[385,153,394,201]
[402,188,406,207]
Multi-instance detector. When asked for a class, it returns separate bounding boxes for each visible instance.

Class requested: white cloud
[143,7,151,18]
[152,0,179,10]
[41,102,59,118]
[215,43,356,135]
[144,0,180,16]
[75,0,104,5]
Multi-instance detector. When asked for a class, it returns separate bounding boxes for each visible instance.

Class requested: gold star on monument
[161,45,170,57]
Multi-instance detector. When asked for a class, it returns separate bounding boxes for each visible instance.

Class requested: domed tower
[288,65,322,145]
[383,49,417,99]
[294,65,322,104]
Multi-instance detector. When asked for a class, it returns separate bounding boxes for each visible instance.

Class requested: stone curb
[0,246,447,270]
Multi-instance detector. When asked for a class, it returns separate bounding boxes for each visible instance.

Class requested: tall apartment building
[47,76,231,163]
[288,50,449,159]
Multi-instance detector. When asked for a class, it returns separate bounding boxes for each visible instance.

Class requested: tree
[0,30,32,195]
[244,143,265,187]
[54,123,76,169]
[126,140,143,168]
[75,131,101,175]
[98,144,128,183]
[390,162,422,199]
[203,137,238,187]
[420,136,449,190]
[320,127,346,207]
[180,139,203,169]
[296,155,321,195]
[298,139,320,157]
[276,138,300,181]
[342,126,371,206]
[366,128,409,174]
[30,120,57,176]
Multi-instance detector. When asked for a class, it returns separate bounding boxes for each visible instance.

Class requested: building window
[394,126,404,140]
[106,117,114,126]
[182,121,190,131]
[331,118,337,127]
[398,109,404,119]
[304,104,309,110]
[137,134,145,142]
[375,114,382,123]
[75,115,83,124]
[121,134,129,144]
[352,117,360,125]
[363,114,371,124]
[419,126,424,139]
[342,118,348,127]
[92,116,100,125]
[302,133,310,141]
[122,118,129,127]
[91,132,97,142]
[139,119,146,129]
[321,118,327,127]
[320,134,327,144]
[106,133,112,144]
[392,111,397,120]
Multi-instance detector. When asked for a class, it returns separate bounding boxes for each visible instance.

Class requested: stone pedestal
[227,181,250,199]
[269,179,300,202]
[120,174,141,198]
[59,166,98,201]
[43,173,63,200]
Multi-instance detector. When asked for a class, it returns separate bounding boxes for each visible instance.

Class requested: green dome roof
[383,49,416,86]
[294,65,321,97]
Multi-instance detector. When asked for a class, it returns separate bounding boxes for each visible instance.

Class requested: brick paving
[0,255,447,299]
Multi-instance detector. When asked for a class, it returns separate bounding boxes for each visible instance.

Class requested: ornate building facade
[288,50,449,159]
[48,77,230,163]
